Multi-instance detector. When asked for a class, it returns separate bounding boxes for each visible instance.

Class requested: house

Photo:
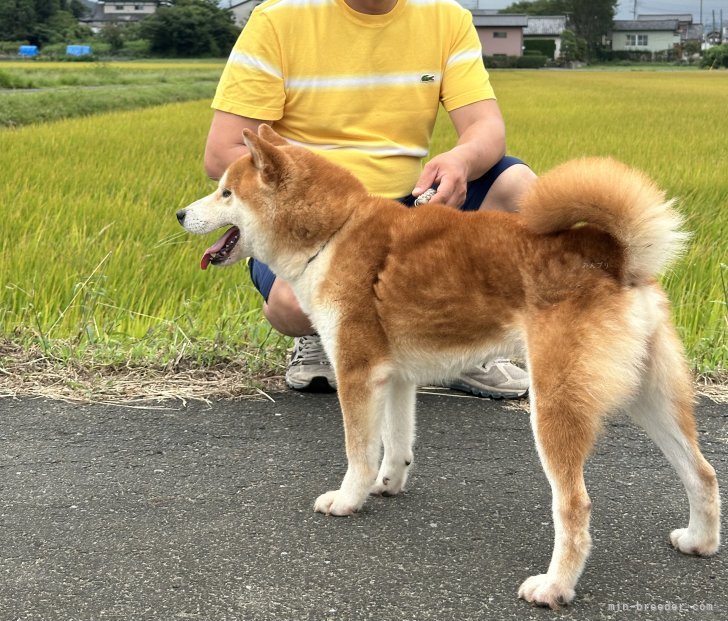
[224,0,262,26]
[470,11,528,56]
[523,15,567,59]
[637,13,702,44]
[610,19,681,54]
[78,0,158,31]
[704,26,726,46]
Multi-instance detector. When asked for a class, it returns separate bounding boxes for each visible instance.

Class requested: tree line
[0,0,682,62]
[0,0,240,57]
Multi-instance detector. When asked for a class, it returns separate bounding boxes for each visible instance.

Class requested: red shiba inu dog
[176,125,720,608]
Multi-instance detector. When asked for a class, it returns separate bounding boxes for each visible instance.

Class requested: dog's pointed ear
[258,124,288,146]
[242,127,288,186]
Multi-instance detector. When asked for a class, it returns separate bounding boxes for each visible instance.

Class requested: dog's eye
[221,189,232,198]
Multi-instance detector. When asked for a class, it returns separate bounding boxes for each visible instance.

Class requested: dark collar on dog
[305,239,330,269]
[299,212,352,277]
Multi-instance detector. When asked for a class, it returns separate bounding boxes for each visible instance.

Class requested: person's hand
[412,148,469,208]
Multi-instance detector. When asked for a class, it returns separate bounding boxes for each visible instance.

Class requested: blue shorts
[249,155,527,301]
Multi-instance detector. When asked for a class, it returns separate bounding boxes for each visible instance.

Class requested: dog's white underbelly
[390,330,524,384]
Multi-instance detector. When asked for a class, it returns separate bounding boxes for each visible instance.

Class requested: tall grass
[1,70,726,376]
[1,100,288,369]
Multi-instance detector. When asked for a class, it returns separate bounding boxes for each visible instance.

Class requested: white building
[79,0,158,31]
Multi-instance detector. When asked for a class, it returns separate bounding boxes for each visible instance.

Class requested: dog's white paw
[370,473,405,497]
[313,490,360,516]
[518,574,575,609]
[670,528,719,557]
[371,457,412,497]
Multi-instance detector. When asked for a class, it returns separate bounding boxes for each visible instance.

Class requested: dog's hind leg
[517,382,598,609]
[517,304,644,609]
[371,375,416,497]
[313,363,389,516]
[627,318,720,557]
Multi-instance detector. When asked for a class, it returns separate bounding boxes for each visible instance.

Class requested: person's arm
[204,110,266,180]
[412,99,506,208]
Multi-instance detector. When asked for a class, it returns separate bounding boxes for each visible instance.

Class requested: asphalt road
[1,390,726,621]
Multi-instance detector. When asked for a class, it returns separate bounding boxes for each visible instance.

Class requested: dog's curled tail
[519,157,689,282]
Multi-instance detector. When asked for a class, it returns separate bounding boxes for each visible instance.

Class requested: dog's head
[176,125,364,280]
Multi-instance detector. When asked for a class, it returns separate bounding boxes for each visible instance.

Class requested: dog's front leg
[314,371,386,516]
[371,375,416,497]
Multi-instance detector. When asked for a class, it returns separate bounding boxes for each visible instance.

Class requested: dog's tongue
[200,252,214,271]
[200,228,235,270]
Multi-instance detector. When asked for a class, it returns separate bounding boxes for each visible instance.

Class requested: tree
[37,8,92,44]
[701,44,728,68]
[139,0,240,57]
[100,23,125,53]
[501,0,617,60]
[568,0,616,59]
[0,0,38,42]
[0,0,89,45]
[559,29,587,63]
[500,0,569,14]
[66,0,87,19]
[34,0,60,23]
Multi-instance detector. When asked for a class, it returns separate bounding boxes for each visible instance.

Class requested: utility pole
[700,0,703,31]
[633,0,637,20]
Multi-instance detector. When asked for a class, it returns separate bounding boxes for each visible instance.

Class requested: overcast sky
[485,1,726,24]
[615,0,725,22]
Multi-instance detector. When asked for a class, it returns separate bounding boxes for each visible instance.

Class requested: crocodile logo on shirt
[420,74,436,83]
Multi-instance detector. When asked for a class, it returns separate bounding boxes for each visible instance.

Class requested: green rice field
[1,65,726,378]
[0,61,223,127]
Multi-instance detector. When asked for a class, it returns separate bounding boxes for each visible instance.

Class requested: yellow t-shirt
[212,0,495,198]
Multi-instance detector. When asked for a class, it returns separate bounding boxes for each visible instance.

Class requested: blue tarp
[18,45,39,57]
[66,45,92,56]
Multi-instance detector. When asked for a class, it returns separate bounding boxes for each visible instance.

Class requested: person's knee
[480,163,537,213]
[263,279,314,336]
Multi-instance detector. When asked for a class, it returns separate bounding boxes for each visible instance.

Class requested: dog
[176,125,720,608]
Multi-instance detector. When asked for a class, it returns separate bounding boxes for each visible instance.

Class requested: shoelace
[291,335,330,366]
[476,359,516,372]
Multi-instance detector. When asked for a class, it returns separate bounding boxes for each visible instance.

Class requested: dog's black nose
[176,209,186,225]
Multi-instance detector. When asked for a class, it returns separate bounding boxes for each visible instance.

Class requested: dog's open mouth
[200,226,240,270]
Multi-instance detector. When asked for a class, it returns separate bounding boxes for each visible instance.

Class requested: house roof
[471,11,528,28]
[524,15,567,36]
[637,14,693,23]
[612,20,679,32]
[685,24,703,39]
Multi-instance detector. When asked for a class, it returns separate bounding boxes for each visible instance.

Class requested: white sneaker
[446,359,529,399]
[285,334,337,391]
